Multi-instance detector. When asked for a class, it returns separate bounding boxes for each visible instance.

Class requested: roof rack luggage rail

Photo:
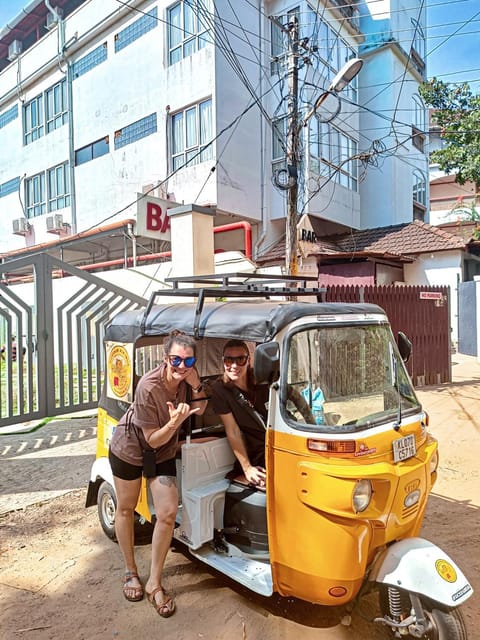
[140,272,326,337]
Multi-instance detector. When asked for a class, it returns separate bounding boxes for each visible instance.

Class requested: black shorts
[109,450,176,481]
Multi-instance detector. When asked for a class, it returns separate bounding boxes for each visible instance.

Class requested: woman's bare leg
[112,475,143,598]
[145,475,178,604]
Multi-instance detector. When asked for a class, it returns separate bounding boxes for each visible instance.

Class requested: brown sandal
[123,571,144,602]
[147,586,176,617]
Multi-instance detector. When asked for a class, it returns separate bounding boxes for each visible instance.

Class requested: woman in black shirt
[211,340,269,488]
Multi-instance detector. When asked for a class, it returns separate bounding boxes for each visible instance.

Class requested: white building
[358,0,429,227]
[0,0,427,265]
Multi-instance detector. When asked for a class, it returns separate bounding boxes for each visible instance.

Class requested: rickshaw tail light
[307,439,356,454]
[328,586,347,598]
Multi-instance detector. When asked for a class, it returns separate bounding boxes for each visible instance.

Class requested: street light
[285,56,363,277]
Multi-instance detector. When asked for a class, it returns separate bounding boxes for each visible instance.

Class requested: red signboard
[419,291,443,300]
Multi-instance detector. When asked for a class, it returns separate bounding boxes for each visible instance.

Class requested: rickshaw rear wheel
[379,587,467,639]
[97,481,117,541]
[97,481,154,544]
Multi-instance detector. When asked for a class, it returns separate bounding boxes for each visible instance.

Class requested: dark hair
[222,339,255,386]
[163,329,197,355]
[222,339,249,355]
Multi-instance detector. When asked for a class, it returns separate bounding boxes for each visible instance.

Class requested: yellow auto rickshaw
[86,273,473,638]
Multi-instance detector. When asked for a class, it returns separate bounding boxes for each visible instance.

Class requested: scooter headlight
[352,479,372,513]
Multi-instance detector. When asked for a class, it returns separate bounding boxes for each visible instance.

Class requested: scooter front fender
[369,537,473,607]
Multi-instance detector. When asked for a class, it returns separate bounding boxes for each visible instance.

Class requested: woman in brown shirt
[109,330,207,616]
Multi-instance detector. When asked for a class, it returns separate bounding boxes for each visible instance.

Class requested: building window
[0,104,18,130]
[270,7,299,75]
[75,136,110,165]
[25,173,46,217]
[47,162,70,211]
[0,176,20,198]
[304,5,358,101]
[171,99,213,170]
[272,116,287,173]
[23,80,69,145]
[309,120,358,191]
[411,18,426,60]
[115,7,158,53]
[45,79,68,133]
[114,113,157,150]
[413,170,427,220]
[167,0,212,65]
[73,43,108,78]
[412,95,426,152]
[24,95,44,144]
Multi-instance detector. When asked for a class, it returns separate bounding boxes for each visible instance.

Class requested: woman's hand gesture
[166,401,200,431]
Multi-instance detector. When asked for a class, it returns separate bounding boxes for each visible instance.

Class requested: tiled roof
[327,220,466,254]
[257,219,467,264]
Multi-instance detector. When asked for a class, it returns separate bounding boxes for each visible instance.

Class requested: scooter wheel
[379,587,467,639]
[423,606,468,640]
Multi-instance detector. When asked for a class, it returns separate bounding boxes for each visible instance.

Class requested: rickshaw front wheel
[379,587,468,639]
[97,481,117,541]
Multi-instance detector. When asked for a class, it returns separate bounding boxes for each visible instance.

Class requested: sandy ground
[0,354,479,640]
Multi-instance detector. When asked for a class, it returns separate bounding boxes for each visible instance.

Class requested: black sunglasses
[223,355,248,367]
[167,354,196,368]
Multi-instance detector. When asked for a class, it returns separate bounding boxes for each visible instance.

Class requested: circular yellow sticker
[435,559,457,583]
[108,345,131,398]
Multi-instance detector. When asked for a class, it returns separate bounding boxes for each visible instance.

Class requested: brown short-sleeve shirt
[109,363,187,466]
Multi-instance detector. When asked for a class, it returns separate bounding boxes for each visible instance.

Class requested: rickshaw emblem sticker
[435,559,457,583]
[108,344,132,399]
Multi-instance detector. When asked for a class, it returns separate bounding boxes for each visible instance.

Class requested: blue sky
[0,0,479,89]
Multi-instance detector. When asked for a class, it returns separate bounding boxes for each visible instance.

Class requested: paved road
[0,414,97,515]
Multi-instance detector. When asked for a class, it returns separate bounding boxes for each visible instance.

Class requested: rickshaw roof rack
[141,272,328,338]
[164,272,322,292]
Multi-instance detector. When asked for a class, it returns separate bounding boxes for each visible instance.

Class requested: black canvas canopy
[105,300,387,344]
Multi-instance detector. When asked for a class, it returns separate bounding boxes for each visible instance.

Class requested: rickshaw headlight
[352,479,372,513]
[429,449,439,475]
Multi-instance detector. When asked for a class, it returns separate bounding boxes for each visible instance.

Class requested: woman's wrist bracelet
[192,383,203,393]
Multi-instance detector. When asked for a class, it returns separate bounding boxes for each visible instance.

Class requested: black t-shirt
[210,379,269,470]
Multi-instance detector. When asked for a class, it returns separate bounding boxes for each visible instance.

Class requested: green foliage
[419,78,480,188]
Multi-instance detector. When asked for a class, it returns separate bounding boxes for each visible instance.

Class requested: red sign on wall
[419,291,443,300]
[136,194,178,240]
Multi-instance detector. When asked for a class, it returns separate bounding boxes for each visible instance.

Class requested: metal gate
[0,254,147,427]
[458,281,477,356]
[325,284,451,386]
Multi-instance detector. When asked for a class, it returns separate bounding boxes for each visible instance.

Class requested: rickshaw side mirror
[398,331,412,363]
[254,341,280,384]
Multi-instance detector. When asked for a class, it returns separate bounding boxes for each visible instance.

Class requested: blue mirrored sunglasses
[167,354,196,368]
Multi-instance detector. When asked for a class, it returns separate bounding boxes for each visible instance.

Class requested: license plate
[393,434,416,462]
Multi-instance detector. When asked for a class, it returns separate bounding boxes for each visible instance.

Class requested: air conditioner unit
[46,7,63,30]
[46,213,65,232]
[7,40,22,61]
[12,217,30,235]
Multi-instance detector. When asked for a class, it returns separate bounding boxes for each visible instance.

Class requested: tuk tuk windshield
[284,323,420,432]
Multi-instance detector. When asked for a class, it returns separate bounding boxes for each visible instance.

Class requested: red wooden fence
[325,284,451,386]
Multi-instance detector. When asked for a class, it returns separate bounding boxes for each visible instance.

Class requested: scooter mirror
[254,341,280,384]
[398,331,412,363]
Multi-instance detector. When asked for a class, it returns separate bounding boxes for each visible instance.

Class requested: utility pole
[285,16,300,277]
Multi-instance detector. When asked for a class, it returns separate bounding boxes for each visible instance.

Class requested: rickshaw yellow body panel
[96,408,153,522]
[266,422,438,605]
